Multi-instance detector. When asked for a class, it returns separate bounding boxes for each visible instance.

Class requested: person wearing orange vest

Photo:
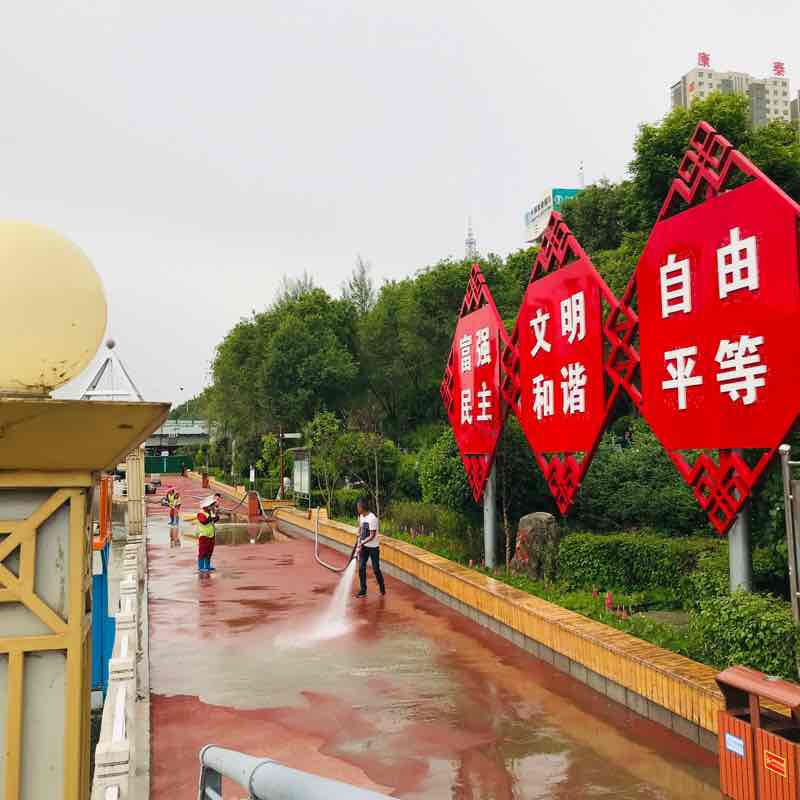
[196,495,218,573]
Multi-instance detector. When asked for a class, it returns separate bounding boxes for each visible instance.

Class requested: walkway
[147,476,721,798]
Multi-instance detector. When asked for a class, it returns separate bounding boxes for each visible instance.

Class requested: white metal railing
[198,746,393,800]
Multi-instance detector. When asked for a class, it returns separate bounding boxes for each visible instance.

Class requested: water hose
[314,507,357,573]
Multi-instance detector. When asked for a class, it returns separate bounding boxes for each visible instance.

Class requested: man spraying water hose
[196,495,218,573]
[355,497,385,598]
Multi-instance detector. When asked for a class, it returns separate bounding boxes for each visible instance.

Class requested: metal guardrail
[198,746,394,800]
[779,443,800,624]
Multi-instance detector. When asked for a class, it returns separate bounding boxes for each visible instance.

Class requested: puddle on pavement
[190,522,289,545]
[148,518,291,547]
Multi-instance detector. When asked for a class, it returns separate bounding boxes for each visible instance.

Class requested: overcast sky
[9,1,795,406]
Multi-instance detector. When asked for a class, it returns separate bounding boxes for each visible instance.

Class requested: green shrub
[680,550,729,609]
[391,530,473,563]
[688,591,799,679]
[419,430,474,515]
[333,488,362,518]
[393,452,422,502]
[386,501,462,538]
[558,531,721,593]
[571,419,709,534]
[753,545,789,598]
[385,501,482,562]
[680,545,790,609]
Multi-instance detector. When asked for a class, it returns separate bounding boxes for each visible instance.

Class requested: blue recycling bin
[91,540,116,694]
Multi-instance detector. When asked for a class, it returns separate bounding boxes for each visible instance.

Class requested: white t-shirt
[358,512,379,548]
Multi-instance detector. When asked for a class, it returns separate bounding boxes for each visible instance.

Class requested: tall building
[792,91,800,125]
[670,55,791,127]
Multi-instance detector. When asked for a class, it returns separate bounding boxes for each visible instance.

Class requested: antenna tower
[465,217,478,261]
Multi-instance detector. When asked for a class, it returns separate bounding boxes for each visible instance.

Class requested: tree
[592,231,648,299]
[419,429,474,517]
[210,286,361,438]
[561,180,641,253]
[630,92,800,228]
[304,412,345,513]
[275,272,316,306]
[338,431,399,515]
[169,387,213,420]
[342,255,375,316]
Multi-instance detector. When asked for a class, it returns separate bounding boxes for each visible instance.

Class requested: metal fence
[198,746,393,800]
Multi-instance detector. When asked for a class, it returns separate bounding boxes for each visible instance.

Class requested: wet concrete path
[147,486,720,798]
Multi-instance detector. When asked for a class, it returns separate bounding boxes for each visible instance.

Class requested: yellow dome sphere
[0,222,107,395]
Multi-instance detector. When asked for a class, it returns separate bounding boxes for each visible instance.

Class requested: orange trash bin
[717,666,800,800]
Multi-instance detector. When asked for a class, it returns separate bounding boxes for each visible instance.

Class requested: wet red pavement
[147,479,721,799]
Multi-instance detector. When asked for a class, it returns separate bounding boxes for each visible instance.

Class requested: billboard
[524,188,582,242]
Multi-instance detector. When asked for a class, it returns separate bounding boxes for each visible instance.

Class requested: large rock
[511,512,561,580]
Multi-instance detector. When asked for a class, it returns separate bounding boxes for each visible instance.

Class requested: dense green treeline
[185,92,799,549]
[173,92,800,677]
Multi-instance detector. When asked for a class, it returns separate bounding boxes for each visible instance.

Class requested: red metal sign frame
[440,264,511,502]
[501,214,623,514]
[607,121,800,533]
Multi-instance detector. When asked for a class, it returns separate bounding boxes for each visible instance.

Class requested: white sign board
[293,451,310,496]
[725,733,745,757]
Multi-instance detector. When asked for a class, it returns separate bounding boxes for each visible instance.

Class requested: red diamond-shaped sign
[440,264,509,502]
[501,214,623,514]
[609,121,800,533]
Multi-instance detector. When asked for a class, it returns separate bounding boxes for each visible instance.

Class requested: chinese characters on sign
[503,215,622,515]
[697,51,711,68]
[441,265,507,502]
[657,227,764,411]
[773,61,785,77]
[456,316,500,438]
[516,262,605,454]
[636,180,799,451]
[443,124,800,535]
[618,121,800,532]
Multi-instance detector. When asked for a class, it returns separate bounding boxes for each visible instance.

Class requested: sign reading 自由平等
[503,215,622,514]
[440,265,508,502]
[637,181,799,450]
[610,121,800,533]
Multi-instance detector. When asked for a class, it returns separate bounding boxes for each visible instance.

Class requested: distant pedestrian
[195,495,217,573]
[355,497,385,598]
[166,486,182,525]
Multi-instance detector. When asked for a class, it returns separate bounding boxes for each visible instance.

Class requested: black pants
[358,547,385,594]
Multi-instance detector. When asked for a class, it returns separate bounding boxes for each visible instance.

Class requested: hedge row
[308,488,363,518]
[688,591,798,679]
[558,532,722,594]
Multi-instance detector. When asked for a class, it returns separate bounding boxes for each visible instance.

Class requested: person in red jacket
[195,495,218,573]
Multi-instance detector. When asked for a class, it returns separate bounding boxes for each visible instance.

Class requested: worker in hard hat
[195,495,218,573]
[166,486,182,526]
